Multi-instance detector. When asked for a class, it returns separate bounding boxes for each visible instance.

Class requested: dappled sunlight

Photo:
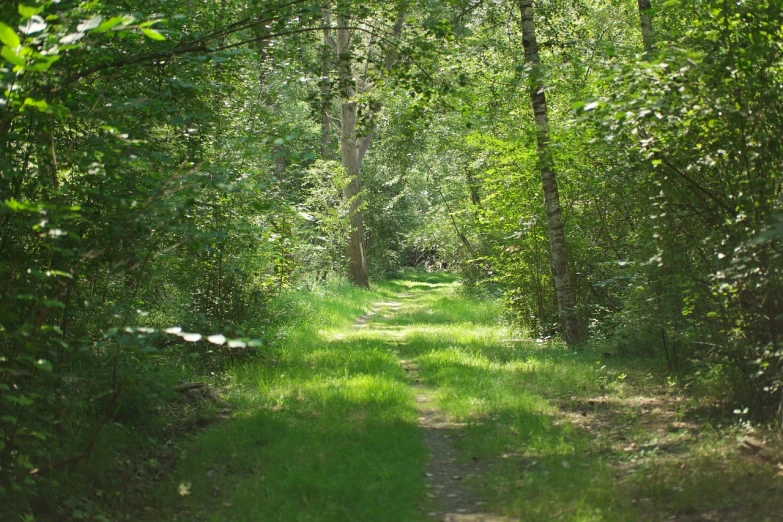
[401,332,627,521]
[419,346,494,370]
[302,345,397,372]
[404,323,509,343]
[396,281,457,290]
[384,305,501,327]
[356,278,778,521]
[136,272,783,522]
[257,373,415,421]
[157,280,437,521]
[318,327,404,341]
[168,403,426,522]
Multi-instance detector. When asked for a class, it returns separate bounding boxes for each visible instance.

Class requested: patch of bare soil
[556,391,699,453]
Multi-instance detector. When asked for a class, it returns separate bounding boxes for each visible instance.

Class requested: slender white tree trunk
[518,0,584,346]
[321,9,334,158]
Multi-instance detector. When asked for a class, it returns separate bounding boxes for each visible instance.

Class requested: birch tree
[518,0,584,346]
[321,9,335,158]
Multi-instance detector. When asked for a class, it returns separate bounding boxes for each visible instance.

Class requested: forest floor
[117,272,782,521]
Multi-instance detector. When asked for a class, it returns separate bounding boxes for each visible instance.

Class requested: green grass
[142,276,430,521]
[129,270,782,522]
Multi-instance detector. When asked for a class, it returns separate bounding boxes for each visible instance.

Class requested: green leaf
[0,23,21,49]
[4,198,40,212]
[93,16,125,34]
[22,97,49,112]
[17,395,34,406]
[104,328,119,338]
[28,54,59,72]
[45,270,73,279]
[1,46,26,67]
[18,4,43,19]
[139,19,166,28]
[140,27,166,41]
[35,359,53,372]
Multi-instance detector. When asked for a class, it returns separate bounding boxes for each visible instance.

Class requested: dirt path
[357,297,511,522]
[405,360,510,522]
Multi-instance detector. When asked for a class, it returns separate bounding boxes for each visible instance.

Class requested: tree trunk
[320,9,334,158]
[637,0,656,53]
[518,0,584,346]
[334,9,404,287]
[336,15,369,287]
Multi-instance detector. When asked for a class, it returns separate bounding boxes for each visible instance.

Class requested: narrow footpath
[354,292,511,522]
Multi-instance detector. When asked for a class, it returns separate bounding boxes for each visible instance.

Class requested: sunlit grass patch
[370,280,777,521]
[383,293,503,327]
[145,275,430,521]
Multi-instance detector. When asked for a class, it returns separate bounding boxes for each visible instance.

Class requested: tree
[320,8,335,159]
[0,0,326,506]
[336,13,371,287]
[517,0,584,346]
[334,5,405,287]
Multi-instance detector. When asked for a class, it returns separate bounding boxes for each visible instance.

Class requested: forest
[2,0,783,520]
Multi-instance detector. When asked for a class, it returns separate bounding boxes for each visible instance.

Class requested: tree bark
[335,8,404,287]
[337,15,369,287]
[321,9,335,158]
[518,0,584,346]
[637,0,656,53]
